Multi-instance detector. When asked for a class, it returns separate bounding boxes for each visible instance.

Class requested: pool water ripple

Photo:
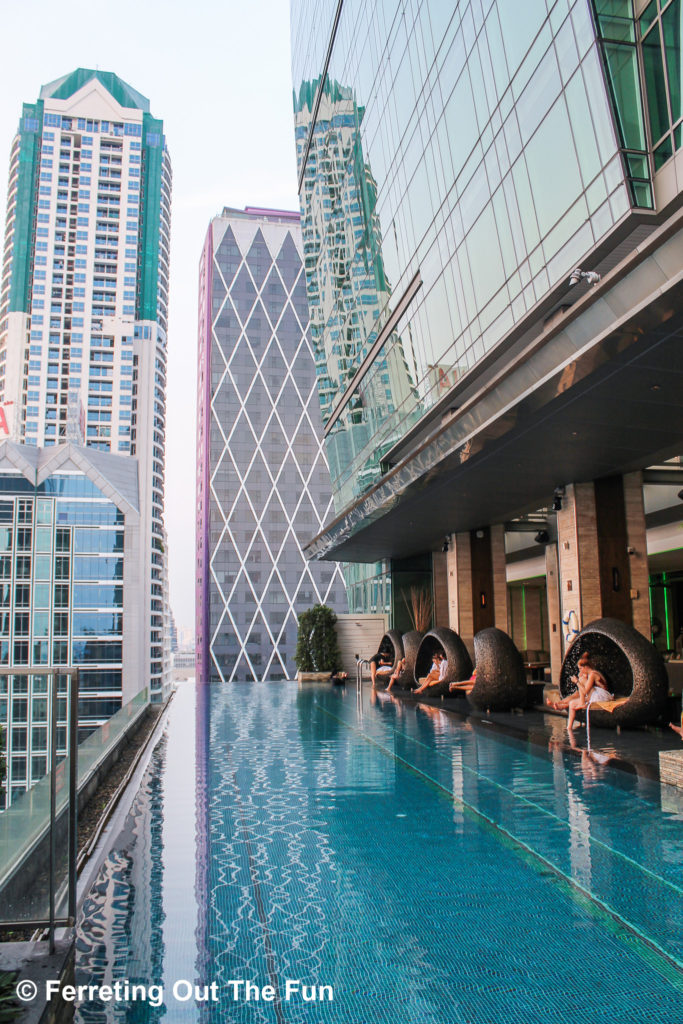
[74,682,683,1023]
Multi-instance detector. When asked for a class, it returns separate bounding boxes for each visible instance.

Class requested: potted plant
[295,604,342,679]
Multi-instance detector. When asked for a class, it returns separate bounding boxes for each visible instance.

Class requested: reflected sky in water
[76,681,683,1023]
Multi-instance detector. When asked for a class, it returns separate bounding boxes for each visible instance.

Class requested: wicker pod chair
[559,617,667,728]
[387,630,423,690]
[464,627,526,711]
[412,627,473,697]
[371,629,404,688]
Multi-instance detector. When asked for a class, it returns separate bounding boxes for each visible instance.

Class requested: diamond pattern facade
[196,208,347,682]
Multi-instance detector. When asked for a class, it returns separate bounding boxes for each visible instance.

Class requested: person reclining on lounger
[449,668,476,693]
[413,650,447,694]
[546,652,613,731]
[370,649,394,686]
[386,657,406,691]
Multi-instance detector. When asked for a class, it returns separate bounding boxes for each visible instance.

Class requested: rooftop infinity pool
[74,680,683,1023]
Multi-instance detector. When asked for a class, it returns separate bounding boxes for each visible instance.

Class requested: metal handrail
[0,667,79,953]
[355,657,370,691]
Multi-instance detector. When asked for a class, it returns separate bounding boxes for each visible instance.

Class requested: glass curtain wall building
[0,69,172,706]
[0,441,143,809]
[196,207,346,683]
[291,0,683,661]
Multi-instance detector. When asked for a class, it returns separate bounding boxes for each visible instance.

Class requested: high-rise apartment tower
[0,69,171,704]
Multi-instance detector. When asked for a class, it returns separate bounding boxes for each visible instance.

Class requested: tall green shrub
[295,604,341,672]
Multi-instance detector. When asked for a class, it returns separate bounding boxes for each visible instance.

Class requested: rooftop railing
[0,676,148,951]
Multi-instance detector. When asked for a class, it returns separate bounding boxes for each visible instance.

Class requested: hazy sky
[0,0,301,634]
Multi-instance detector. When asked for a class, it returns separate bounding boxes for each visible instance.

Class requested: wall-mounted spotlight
[569,268,601,287]
[442,536,450,553]
[534,530,550,544]
[552,487,564,512]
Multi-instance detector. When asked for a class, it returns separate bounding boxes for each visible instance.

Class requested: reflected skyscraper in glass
[294,77,419,502]
[291,1,683,667]
[196,207,346,683]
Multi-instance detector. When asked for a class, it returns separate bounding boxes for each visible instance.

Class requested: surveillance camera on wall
[569,268,601,287]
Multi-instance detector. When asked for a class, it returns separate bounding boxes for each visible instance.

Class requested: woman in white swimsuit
[547,652,613,731]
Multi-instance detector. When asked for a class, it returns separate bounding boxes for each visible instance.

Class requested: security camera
[569,268,601,287]
[552,486,565,512]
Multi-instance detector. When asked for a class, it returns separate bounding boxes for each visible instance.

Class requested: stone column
[432,549,449,628]
[446,525,508,655]
[447,531,474,654]
[545,543,563,685]
[490,523,509,631]
[623,471,651,639]
[555,474,650,654]
[556,482,602,655]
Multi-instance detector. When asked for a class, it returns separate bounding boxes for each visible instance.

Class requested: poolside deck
[381,687,683,782]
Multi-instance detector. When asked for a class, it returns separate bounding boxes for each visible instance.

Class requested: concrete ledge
[660,748,683,788]
[297,671,331,683]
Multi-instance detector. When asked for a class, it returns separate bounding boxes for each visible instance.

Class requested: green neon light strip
[663,572,672,649]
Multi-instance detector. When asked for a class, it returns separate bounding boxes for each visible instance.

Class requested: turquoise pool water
[76,681,683,1023]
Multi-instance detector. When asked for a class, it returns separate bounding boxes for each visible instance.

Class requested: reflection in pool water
[76,680,683,1023]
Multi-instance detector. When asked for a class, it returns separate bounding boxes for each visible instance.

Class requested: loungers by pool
[363,617,669,729]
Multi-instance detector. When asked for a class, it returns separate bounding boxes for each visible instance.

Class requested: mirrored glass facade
[292,0,680,520]
[638,0,683,168]
[196,208,347,683]
[0,471,126,809]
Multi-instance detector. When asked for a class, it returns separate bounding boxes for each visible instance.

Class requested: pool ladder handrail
[355,655,370,692]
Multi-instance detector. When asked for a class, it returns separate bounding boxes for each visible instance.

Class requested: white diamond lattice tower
[196,207,346,682]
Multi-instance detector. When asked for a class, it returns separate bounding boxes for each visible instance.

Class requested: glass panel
[662,0,682,124]
[35,527,52,552]
[36,500,52,524]
[523,99,583,236]
[0,683,148,924]
[34,554,50,580]
[32,611,49,637]
[642,26,670,142]
[639,0,658,36]
[593,0,636,42]
[630,180,653,206]
[603,42,648,149]
[654,134,673,168]
[626,152,649,177]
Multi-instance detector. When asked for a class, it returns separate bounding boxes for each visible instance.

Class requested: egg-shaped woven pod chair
[559,617,667,728]
[413,627,473,697]
[466,628,526,711]
[387,630,423,690]
[372,629,404,688]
